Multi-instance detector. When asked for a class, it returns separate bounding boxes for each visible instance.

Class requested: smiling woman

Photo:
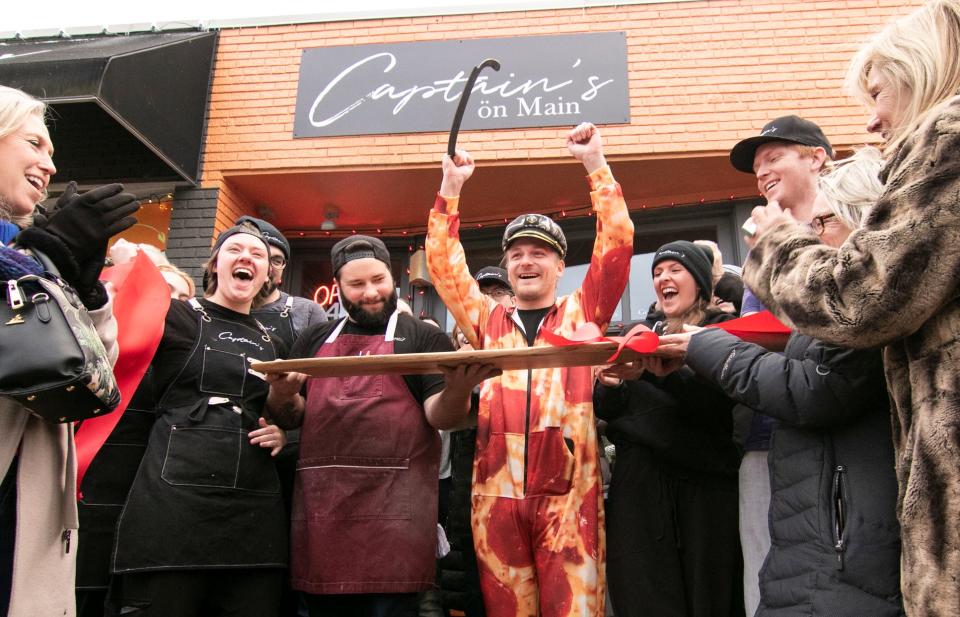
[107,222,291,617]
[743,1,960,613]
[594,238,744,617]
[1,85,131,617]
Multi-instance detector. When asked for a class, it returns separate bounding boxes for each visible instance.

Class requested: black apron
[112,299,287,573]
[76,370,157,589]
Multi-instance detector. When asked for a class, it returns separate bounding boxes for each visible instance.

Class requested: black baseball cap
[475,266,512,292]
[502,214,567,258]
[236,215,290,261]
[730,115,834,174]
[331,235,391,276]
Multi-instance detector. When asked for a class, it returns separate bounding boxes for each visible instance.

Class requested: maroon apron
[291,313,440,594]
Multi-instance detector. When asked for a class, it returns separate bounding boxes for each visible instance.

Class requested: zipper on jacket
[832,464,846,570]
[522,367,532,495]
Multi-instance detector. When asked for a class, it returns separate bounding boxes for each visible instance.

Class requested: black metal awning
[0,31,218,185]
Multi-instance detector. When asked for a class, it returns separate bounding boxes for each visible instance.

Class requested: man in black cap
[236,216,327,350]
[264,235,496,617]
[474,266,515,309]
[729,114,833,616]
[426,122,635,617]
[731,115,833,228]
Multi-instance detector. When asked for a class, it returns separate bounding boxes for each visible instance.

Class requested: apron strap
[187,297,211,322]
[280,294,294,318]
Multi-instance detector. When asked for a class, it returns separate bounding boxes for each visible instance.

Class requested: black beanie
[651,241,714,303]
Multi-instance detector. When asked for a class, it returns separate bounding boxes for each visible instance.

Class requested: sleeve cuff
[435,193,460,216]
[588,165,615,191]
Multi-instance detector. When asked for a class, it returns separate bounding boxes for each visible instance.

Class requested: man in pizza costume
[426,122,634,617]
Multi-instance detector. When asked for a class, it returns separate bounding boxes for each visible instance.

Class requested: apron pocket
[161,426,243,489]
[236,442,282,494]
[340,374,383,400]
[200,347,247,397]
[297,456,410,520]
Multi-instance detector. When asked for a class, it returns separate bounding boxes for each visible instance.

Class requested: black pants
[0,459,18,617]
[606,454,745,617]
[106,569,283,617]
[304,592,419,617]
[76,588,108,617]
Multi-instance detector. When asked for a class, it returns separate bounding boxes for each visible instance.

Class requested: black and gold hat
[502,214,567,258]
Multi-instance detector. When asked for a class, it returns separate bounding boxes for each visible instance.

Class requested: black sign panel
[293,32,629,138]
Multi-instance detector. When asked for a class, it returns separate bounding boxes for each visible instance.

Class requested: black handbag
[0,249,120,422]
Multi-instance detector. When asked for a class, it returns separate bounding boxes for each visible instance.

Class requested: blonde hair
[0,85,45,142]
[795,144,832,172]
[0,86,48,227]
[693,240,724,288]
[845,0,960,154]
[158,264,196,298]
[818,147,885,228]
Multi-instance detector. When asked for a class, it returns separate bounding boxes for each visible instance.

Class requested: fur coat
[743,95,960,616]
[0,297,118,617]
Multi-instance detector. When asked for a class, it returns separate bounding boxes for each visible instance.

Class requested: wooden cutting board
[249,341,666,377]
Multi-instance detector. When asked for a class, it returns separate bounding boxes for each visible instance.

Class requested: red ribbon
[75,252,169,496]
[710,310,791,349]
[540,321,659,363]
[539,311,790,364]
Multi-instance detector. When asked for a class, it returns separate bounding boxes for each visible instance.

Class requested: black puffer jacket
[685,328,904,617]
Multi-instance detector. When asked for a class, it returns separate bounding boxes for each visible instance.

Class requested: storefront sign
[293,33,629,138]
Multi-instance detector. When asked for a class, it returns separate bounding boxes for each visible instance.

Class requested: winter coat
[594,310,744,617]
[685,328,904,616]
[0,297,119,617]
[743,95,960,615]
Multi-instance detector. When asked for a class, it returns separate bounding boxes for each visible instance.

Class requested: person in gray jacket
[658,148,903,617]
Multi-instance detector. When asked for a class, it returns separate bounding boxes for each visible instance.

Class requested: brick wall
[202,0,922,188]
[166,187,221,288]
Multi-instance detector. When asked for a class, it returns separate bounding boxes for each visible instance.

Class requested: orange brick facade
[205,1,920,177]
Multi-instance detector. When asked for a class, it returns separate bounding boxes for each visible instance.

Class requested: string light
[281,194,758,238]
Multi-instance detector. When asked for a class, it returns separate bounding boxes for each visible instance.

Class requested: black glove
[14,227,109,310]
[42,182,140,265]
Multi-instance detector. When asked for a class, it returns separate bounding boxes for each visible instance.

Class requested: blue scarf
[1,222,43,279]
[0,221,18,245]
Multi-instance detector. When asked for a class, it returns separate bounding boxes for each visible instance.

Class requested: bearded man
[265,235,494,617]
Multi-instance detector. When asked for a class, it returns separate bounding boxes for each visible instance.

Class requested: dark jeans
[0,459,18,617]
[106,569,283,617]
[304,592,419,617]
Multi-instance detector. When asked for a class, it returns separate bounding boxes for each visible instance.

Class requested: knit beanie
[651,240,714,303]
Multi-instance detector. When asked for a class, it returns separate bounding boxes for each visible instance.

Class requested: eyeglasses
[811,213,838,236]
[269,256,287,268]
[486,289,513,300]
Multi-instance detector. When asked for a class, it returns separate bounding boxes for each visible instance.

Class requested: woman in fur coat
[744,1,960,613]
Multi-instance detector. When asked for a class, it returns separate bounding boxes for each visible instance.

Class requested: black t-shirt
[151,298,289,398]
[290,313,454,405]
[517,307,552,347]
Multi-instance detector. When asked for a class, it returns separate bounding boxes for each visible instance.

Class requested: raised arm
[566,123,634,327]
[426,149,494,348]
